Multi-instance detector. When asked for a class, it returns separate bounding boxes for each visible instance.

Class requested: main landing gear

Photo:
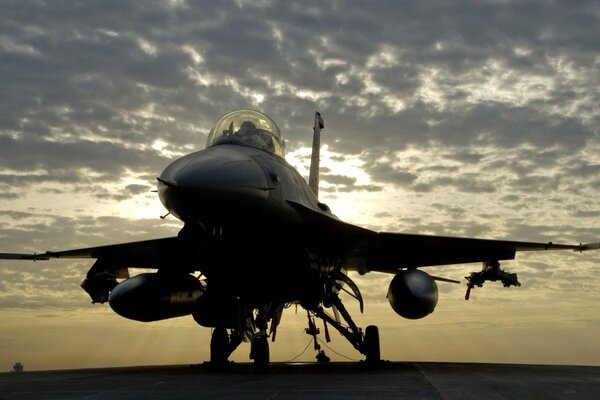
[209,328,243,369]
[303,290,382,366]
[208,292,381,371]
[305,311,331,362]
[209,304,278,373]
[363,325,381,363]
[249,333,269,373]
[209,327,270,373]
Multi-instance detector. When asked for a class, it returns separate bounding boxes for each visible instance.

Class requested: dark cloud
[573,210,600,218]
[336,184,383,193]
[0,136,171,182]
[443,151,483,164]
[0,192,19,200]
[364,162,418,186]
[321,174,356,186]
[125,184,151,195]
[431,203,466,218]
[425,175,497,194]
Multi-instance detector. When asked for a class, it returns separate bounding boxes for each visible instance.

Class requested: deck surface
[1,362,598,399]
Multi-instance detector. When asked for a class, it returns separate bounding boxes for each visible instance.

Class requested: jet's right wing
[0,236,196,270]
[1,236,202,303]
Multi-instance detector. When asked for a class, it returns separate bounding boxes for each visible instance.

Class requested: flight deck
[1,362,598,399]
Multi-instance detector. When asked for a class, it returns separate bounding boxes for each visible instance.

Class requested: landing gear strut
[305,290,382,365]
[209,328,243,369]
[304,311,331,362]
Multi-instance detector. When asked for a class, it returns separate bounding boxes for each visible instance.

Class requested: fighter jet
[2,110,598,371]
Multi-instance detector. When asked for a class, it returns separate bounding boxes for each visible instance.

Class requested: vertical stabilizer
[308,111,324,198]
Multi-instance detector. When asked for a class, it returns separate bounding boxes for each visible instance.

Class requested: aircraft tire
[210,328,229,366]
[251,335,269,373]
[364,325,381,363]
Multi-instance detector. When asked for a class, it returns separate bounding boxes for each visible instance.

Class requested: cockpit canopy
[206,110,285,158]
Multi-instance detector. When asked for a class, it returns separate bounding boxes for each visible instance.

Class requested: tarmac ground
[0,362,598,400]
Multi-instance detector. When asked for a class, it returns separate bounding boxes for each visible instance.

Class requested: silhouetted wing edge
[348,232,600,273]
[0,253,51,261]
[0,237,188,268]
[284,200,599,272]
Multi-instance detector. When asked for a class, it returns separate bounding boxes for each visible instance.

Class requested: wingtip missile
[576,242,600,252]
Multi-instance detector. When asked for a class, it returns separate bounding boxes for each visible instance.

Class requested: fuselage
[156,143,335,305]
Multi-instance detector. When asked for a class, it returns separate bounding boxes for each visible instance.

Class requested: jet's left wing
[286,200,599,272]
[345,232,600,273]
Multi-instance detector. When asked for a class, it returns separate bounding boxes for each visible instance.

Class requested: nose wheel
[249,304,277,373]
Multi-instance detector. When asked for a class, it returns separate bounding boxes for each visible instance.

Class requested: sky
[1,0,599,371]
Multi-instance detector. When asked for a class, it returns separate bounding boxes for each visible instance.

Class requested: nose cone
[174,148,268,190]
[158,146,270,223]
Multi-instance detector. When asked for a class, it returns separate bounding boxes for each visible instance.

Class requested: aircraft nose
[158,147,270,222]
[175,152,268,191]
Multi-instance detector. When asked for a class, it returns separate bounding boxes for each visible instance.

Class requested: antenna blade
[308,111,323,198]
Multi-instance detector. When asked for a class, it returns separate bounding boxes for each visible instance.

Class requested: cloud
[1,0,599,367]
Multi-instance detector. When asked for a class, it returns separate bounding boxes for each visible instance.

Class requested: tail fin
[308,111,324,198]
